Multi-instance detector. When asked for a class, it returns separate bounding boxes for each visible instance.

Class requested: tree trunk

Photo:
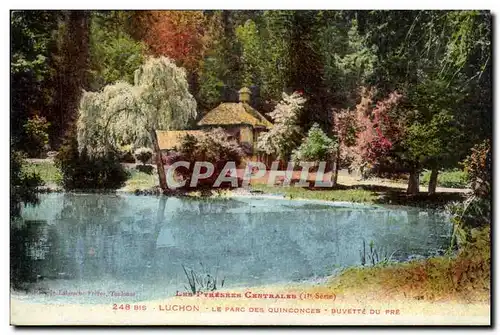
[331,149,340,186]
[428,168,439,195]
[150,129,168,192]
[407,169,420,195]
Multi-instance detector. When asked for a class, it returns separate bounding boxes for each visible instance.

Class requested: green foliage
[22,161,62,186]
[22,115,51,157]
[55,135,128,190]
[318,15,377,104]
[49,11,92,147]
[359,10,491,179]
[121,168,156,192]
[177,128,245,165]
[359,239,397,267]
[134,147,153,165]
[10,10,492,192]
[235,20,262,87]
[10,11,59,79]
[10,11,60,149]
[89,11,146,89]
[198,54,226,109]
[292,123,337,162]
[10,150,44,218]
[259,11,293,101]
[420,169,468,189]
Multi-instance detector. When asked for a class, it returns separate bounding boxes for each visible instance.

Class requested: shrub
[446,141,491,244]
[420,169,468,188]
[118,144,136,163]
[10,150,44,218]
[134,147,154,165]
[136,165,154,174]
[23,115,50,158]
[462,140,491,198]
[291,123,337,163]
[55,135,128,190]
[173,128,245,188]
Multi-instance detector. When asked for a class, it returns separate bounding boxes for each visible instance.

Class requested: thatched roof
[156,130,205,150]
[197,102,273,129]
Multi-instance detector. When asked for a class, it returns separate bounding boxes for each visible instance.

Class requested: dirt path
[243,169,470,194]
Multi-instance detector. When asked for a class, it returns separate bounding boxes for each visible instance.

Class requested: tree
[10,150,44,219]
[351,10,491,194]
[135,10,211,100]
[332,106,358,185]
[260,11,294,100]
[88,11,146,90]
[77,56,197,192]
[10,10,61,151]
[334,87,404,186]
[318,14,377,107]
[138,11,208,72]
[49,11,91,148]
[291,123,337,164]
[256,91,306,161]
[197,11,253,110]
[235,19,262,88]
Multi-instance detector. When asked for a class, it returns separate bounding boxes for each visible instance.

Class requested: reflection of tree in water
[54,194,170,280]
[10,220,49,290]
[11,194,173,290]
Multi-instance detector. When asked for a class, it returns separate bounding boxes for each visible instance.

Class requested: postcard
[10,9,491,326]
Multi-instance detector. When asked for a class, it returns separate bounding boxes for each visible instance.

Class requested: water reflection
[11,194,452,303]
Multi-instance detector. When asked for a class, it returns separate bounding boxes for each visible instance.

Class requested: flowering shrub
[292,123,337,163]
[134,147,154,165]
[173,128,245,187]
[333,87,403,171]
[257,92,306,160]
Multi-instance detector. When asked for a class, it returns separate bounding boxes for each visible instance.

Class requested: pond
[11,193,452,304]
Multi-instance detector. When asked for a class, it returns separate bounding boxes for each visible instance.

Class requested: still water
[11,193,452,304]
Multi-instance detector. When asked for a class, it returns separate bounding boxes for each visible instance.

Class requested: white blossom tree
[77,56,197,191]
[256,91,306,160]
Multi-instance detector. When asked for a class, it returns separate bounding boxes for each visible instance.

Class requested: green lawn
[250,184,378,204]
[420,169,468,188]
[120,168,157,192]
[23,160,157,191]
[22,161,62,186]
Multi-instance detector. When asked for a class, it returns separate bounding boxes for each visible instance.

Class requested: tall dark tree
[48,10,91,148]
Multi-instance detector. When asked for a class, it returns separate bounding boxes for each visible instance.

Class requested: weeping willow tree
[77,56,197,191]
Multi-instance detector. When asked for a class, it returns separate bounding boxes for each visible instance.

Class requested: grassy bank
[24,160,157,192]
[120,168,157,192]
[325,227,490,303]
[420,169,468,189]
[23,161,62,185]
[250,184,378,203]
